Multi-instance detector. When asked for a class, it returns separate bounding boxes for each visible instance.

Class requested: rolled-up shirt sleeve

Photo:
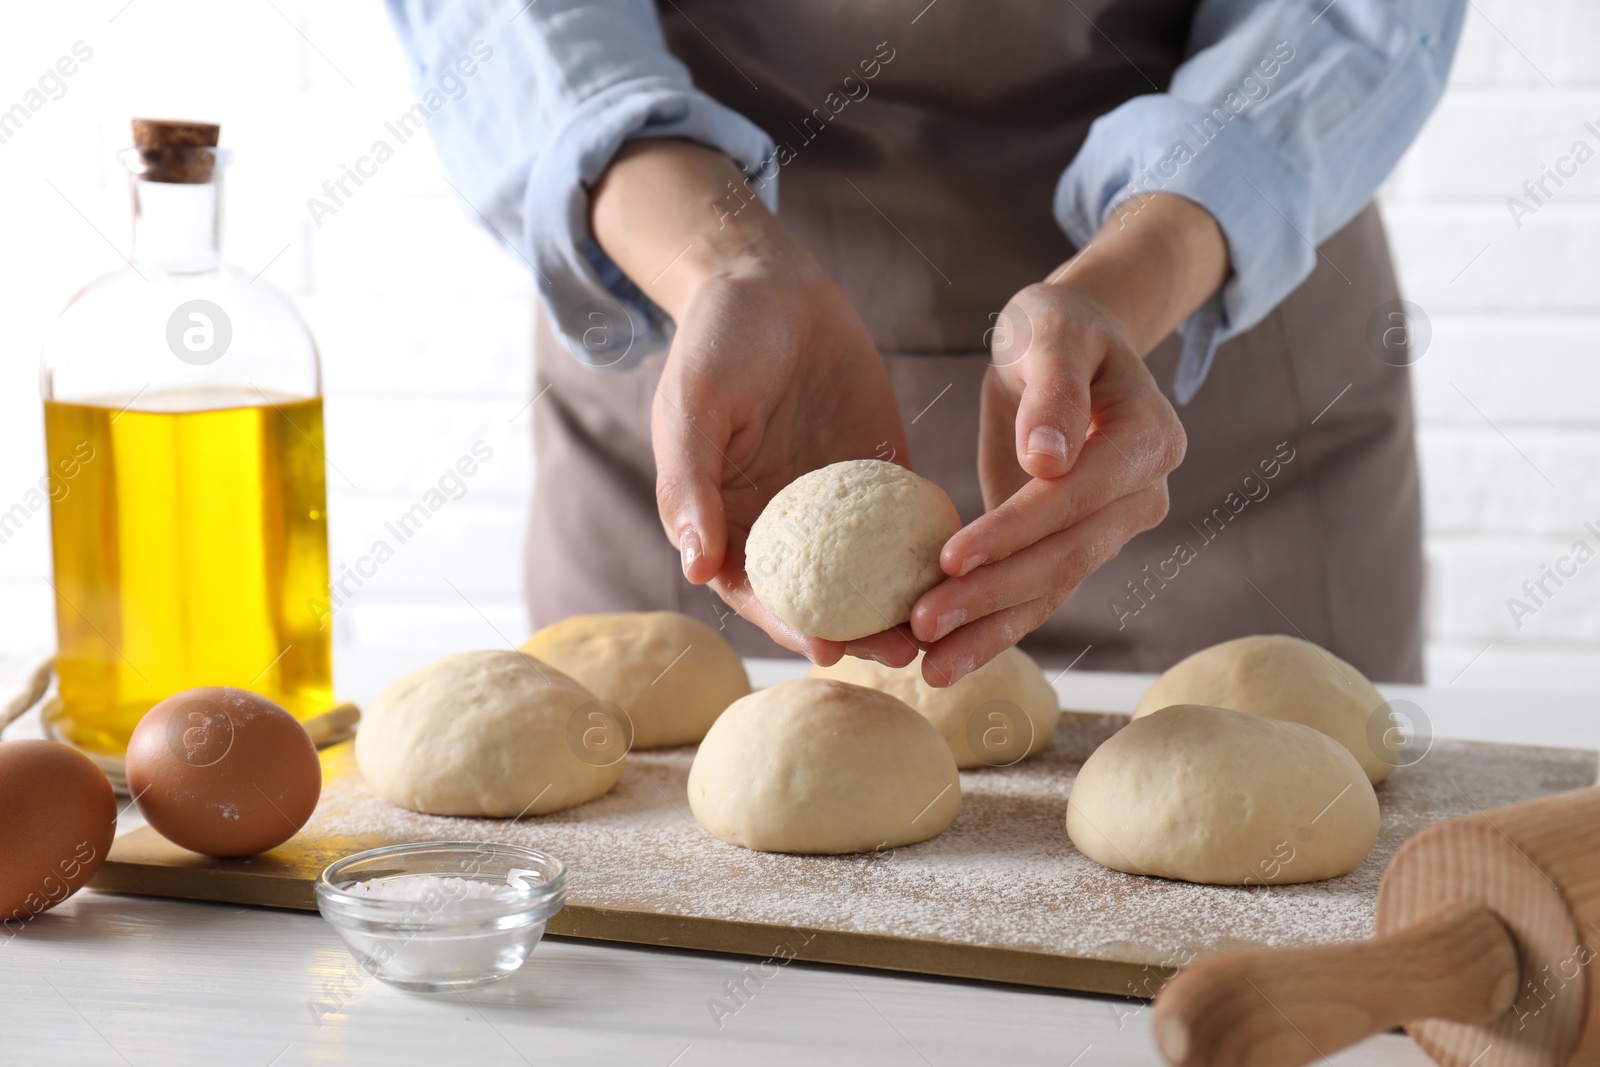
[1055,0,1465,402]
[385,0,777,369]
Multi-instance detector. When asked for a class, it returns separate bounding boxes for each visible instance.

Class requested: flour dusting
[303,713,1596,976]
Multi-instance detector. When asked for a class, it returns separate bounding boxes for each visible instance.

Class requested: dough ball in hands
[519,611,750,749]
[688,679,961,854]
[1067,704,1380,885]
[745,460,961,642]
[1134,634,1398,783]
[810,647,1060,768]
[356,650,625,817]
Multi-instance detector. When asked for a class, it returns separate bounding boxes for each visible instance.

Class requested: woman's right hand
[591,139,917,667]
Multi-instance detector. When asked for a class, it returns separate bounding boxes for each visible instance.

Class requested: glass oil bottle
[39,119,332,761]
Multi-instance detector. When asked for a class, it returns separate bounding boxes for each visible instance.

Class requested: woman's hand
[592,139,915,667]
[654,257,922,667]
[909,193,1230,686]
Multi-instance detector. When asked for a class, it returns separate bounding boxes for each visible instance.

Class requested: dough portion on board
[356,650,624,817]
[744,459,961,642]
[688,678,961,854]
[810,647,1060,768]
[1134,634,1398,783]
[519,611,750,749]
[1067,704,1380,885]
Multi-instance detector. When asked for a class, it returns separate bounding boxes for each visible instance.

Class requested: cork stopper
[131,119,221,184]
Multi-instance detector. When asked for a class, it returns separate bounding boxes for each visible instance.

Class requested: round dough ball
[809,648,1060,768]
[688,679,961,854]
[1134,634,1397,783]
[356,650,624,817]
[745,459,961,641]
[1067,704,1380,885]
[519,611,750,749]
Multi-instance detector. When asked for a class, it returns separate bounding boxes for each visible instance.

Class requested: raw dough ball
[1134,634,1397,783]
[1067,704,1380,885]
[356,650,624,817]
[520,611,750,749]
[688,679,961,854]
[745,459,961,642]
[810,648,1060,768]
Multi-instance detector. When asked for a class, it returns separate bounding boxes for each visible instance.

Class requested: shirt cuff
[1055,93,1314,404]
[526,80,778,370]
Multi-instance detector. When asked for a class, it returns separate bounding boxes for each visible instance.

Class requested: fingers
[990,285,1096,482]
[947,352,1183,577]
[921,600,1055,688]
[843,625,921,669]
[977,367,1028,512]
[913,484,1170,652]
[652,371,730,585]
[707,570,846,664]
[707,556,919,669]
[1008,358,1092,483]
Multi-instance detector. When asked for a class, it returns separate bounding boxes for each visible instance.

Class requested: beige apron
[524,0,1425,683]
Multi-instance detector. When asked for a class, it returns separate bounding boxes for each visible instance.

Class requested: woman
[386,0,1461,685]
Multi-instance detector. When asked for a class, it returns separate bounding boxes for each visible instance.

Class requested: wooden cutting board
[90,712,1598,998]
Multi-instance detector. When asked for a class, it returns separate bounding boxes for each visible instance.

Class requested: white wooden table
[3,650,1594,1067]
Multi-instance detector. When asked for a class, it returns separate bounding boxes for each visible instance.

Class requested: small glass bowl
[316,841,566,993]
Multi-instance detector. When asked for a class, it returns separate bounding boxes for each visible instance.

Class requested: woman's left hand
[907,193,1229,686]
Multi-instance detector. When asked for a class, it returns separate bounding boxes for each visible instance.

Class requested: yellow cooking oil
[43,388,332,757]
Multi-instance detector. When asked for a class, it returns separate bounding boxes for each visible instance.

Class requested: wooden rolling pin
[1153,784,1600,1067]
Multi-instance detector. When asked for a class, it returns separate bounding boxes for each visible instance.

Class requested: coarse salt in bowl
[316,840,566,993]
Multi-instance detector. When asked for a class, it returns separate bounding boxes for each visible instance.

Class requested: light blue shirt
[386,0,1463,401]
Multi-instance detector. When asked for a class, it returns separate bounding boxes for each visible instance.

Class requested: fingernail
[957,553,987,577]
[680,527,702,576]
[1026,426,1068,461]
[932,608,967,641]
[947,655,977,685]
[845,643,887,665]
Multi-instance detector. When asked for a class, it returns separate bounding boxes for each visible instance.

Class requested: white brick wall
[0,2,1595,695]
[1383,2,1600,691]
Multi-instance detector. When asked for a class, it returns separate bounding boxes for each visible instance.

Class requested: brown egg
[126,687,321,857]
[0,739,117,930]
